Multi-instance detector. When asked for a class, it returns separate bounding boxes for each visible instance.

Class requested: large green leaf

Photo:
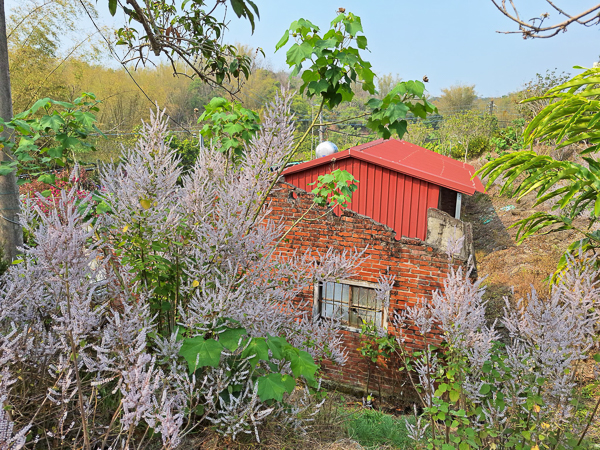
[40,114,65,132]
[218,327,246,351]
[0,165,16,176]
[179,336,224,372]
[37,173,56,184]
[257,373,296,402]
[275,30,289,51]
[108,0,117,15]
[289,350,318,381]
[307,79,329,96]
[266,335,288,360]
[343,18,363,36]
[29,98,51,114]
[356,35,367,49]
[56,134,80,150]
[72,110,97,128]
[207,97,228,109]
[385,102,409,122]
[286,41,312,66]
[241,337,269,367]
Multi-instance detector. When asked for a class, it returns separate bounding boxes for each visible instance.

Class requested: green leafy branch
[309,168,358,208]
[178,319,319,403]
[522,66,600,154]
[0,93,102,184]
[198,96,261,159]
[111,0,259,91]
[270,169,359,254]
[357,320,396,364]
[276,11,436,140]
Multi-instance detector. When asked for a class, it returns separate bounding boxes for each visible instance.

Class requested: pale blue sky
[8,0,600,97]
[218,0,599,97]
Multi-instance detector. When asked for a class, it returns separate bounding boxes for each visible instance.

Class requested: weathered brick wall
[267,182,454,399]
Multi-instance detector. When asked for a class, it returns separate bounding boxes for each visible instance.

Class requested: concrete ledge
[425,208,475,263]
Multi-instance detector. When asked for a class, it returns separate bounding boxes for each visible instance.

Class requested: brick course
[266,182,456,399]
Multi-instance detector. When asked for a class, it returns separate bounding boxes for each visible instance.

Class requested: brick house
[268,139,485,398]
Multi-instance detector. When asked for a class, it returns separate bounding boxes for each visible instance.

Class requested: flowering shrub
[395,246,600,449]
[0,91,368,449]
[19,168,95,216]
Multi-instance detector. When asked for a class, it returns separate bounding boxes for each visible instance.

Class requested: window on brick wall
[313,280,388,330]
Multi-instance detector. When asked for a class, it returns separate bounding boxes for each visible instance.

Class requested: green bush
[491,118,526,151]
[450,136,491,160]
[167,133,201,174]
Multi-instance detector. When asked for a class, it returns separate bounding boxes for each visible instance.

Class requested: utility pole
[310,104,314,158]
[489,100,494,115]
[0,0,23,261]
[318,112,323,143]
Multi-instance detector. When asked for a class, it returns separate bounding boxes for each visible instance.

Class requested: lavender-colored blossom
[405,405,429,442]
[0,89,391,447]
[0,371,29,450]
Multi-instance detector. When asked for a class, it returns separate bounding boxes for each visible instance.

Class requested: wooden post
[455,192,462,220]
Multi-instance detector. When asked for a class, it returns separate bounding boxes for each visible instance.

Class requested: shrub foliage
[0,92,370,449]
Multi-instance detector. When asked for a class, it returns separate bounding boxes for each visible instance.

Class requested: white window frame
[313,279,389,332]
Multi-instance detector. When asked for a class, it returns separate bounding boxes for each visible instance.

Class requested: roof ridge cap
[354,138,388,152]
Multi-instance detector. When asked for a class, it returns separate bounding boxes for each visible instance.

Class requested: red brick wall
[267,182,454,399]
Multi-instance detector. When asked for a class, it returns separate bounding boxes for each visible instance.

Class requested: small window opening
[315,281,386,329]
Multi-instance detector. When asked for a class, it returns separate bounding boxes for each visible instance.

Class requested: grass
[193,392,415,449]
[345,408,413,449]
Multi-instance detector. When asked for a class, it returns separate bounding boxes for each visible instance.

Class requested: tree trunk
[0,0,23,261]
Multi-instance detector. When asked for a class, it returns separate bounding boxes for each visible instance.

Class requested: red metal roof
[283,139,485,195]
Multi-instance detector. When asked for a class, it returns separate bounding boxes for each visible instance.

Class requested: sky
[217,0,600,97]
[7,0,600,98]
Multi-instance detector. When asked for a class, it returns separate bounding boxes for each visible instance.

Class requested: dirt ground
[463,157,584,321]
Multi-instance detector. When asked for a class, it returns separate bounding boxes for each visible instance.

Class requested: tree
[276,12,435,138]
[111,0,260,94]
[0,0,23,261]
[491,1,600,38]
[477,67,600,277]
[437,110,496,160]
[437,84,477,113]
[0,0,261,261]
[7,0,102,112]
[516,69,571,120]
[377,73,402,98]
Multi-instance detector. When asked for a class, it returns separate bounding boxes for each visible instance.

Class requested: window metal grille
[318,281,384,329]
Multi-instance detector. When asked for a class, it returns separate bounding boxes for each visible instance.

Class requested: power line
[77,1,194,135]
[325,127,375,139]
